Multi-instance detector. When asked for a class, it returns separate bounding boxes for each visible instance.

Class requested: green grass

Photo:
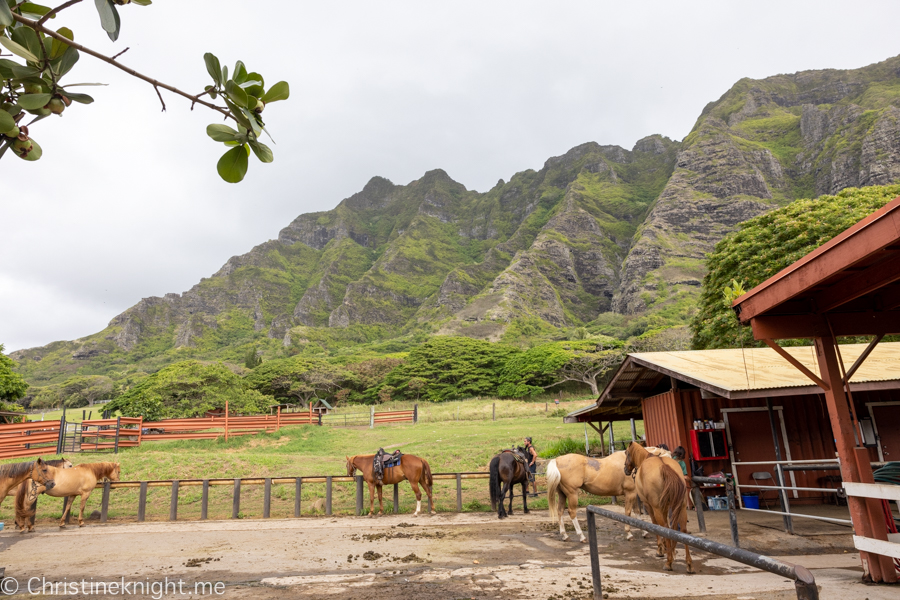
[2,408,643,524]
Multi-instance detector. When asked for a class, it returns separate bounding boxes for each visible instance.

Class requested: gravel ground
[0,506,894,599]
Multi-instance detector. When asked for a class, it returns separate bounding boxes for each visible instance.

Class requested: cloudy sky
[3,1,900,352]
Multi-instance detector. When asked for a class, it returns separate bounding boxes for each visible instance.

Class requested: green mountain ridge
[12,55,900,385]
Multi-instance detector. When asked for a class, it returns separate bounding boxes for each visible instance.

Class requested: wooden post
[414,403,418,424]
[609,421,615,453]
[276,406,281,433]
[137,481,148,522]
[325,476,333,515]
[492,403,495,421]
[114,416,121,453]
[456,473,462,512]
[393,483,399,513]
[100,480,110,523]
[169,480,179,521]
[201,480,209,520]
[370,406,374,429]
[766,397,793,534]
[584,423,590,454]
[294,478,302,517]
[263,478,271,518]
[309,401,313,425]
[225,400,229,442]
[630,418,637,441]
[356,475,363,516]
[232,478,241,519]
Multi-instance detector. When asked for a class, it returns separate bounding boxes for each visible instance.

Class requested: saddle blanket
[376,452,403,469]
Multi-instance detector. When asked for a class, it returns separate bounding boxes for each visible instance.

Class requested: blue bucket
[741,494,760,509]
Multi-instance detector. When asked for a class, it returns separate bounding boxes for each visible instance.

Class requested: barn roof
[565,341,900,423]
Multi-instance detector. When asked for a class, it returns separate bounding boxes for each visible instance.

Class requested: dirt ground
[0,505,896,599]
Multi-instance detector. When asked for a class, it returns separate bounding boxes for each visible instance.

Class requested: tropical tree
[0,0,289,181]
[498,339,623,398]
[55,375,114,407]
[106,360,270,420]
[0,343,28,410]
[244,357,350,405]
[382,336,519,402]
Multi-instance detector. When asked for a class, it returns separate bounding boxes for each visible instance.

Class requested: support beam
[814,335,896,583]
[751,311,900,340]
[762,339,829,390]
[813,255,900,313]
[843,334,884,383]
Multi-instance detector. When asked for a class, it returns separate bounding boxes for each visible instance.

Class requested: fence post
[393,483,399,514]
[776,463,794,535]
[355,475,363,516]
[309,401,313,425]
[276,407,281,433]
[325,476,332,516]
[413,404,418,424]
[492,403,495,421]
[263,478,271,518]
[137,482,147,522]
[587,510,602,600]
[630,418,637,441]
[318,412,322,426]
[456,473,462,512]
[232,479,241,518]
[725,477,740,548]
[295,478,302,517]
[100,480,110,523]
[692,486,706,533]
[114,416,121,453]
[225,400,229,442]
[56,414,65,455]
[370,406,375,429]
[201,480,209,520]
[169,481,179,521]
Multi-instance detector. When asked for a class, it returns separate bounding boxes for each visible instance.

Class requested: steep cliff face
[615,55,900,314]
[13,55,900,384]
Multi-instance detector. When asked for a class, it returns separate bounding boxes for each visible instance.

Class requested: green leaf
[56,46,79,78]
[107,2,121,42]
[94,0,117,33]
[132,0,152,5]
[19,3,53,18]
[0,0,13,27]
[233,60,247,84]
[0,37,40,63]
[16,137,42,161]
[261,81,290,103]
[50,27,74,60]
[225,80,249,108]
[248,141,273,163]
[0,59,40,79]
[11,26,43,61]
[204,52,222,86]
[217,145,249,183]
[0,110,16,135]
[62,91,93,104]
[16,93,51,109]
[206,123,240,142]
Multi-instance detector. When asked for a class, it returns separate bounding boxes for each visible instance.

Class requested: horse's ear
[36,457,43,465]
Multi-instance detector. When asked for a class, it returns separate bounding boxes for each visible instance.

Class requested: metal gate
[59,421,82,454]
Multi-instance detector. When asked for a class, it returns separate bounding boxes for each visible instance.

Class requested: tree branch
[11,13,234,121]
[37,0,84,27]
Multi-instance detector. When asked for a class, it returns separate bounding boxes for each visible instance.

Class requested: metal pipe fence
[586,505,819,600]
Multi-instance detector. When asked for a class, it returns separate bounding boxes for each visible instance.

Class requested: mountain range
[13,54,900,385]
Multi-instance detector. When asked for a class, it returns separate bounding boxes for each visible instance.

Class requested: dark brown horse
[13,457,74,532]
[346,453,435,516]
[0,459,57,508]
[489,448,530,519]
[624,441,693,573]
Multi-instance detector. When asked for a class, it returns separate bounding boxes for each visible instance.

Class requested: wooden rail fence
[81,472,492,524]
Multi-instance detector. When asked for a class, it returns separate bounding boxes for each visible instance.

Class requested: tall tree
[0,343,28,404]
[245,357,350,404]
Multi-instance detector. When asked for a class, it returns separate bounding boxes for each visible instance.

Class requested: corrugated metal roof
[630,342,900,392]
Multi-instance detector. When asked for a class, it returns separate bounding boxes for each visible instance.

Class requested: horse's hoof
[561,535,569,541]
[524,509,530,514]
[687,567,694,575]
[641,531,650,539]
[664,565,673,572]
[625,532,635,541]
[656,552,665,558]
[430,511,436,515]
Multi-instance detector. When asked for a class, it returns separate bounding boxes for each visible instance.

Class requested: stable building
[566,343,900,507]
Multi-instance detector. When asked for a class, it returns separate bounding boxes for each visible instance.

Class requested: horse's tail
[489,455,500,511]
[546,459,561,521]
[422,458,433,488]
[659,463,687,532]
[13,483,35,529]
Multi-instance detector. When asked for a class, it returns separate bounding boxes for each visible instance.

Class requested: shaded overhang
[734,195,900,339]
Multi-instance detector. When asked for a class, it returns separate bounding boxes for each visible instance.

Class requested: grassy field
[3,401,644,526]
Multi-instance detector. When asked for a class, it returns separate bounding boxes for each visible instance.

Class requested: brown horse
[13,457,74,532]
[547,452,647,542]
[346,454,435,516]
[489,449,531,519]
[624,442,693,573]
[0,459,57,508]
[40,462,120,527]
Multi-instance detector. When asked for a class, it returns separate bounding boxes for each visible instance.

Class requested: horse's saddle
[500,449,527,466]
[375,451,402,469]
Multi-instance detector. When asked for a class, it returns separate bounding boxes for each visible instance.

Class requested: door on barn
[723,407,794,507]
[869,403,900,461]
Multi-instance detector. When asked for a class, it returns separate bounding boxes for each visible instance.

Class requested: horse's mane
[0,461,34,479]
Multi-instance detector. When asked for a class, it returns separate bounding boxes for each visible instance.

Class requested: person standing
[524,437,538,496]
[672,446,694,509]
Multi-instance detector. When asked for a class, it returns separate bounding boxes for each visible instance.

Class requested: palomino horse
[13,457,73,532]
[14,458,72,531]
[41,462,121,527]
[0,459,57,507]
[624,442,693,573]
[489,448,530,519]
[547,452,645,542]
[346,454,435,516]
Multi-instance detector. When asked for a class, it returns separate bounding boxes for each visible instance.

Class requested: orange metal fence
[0,420,64,459]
